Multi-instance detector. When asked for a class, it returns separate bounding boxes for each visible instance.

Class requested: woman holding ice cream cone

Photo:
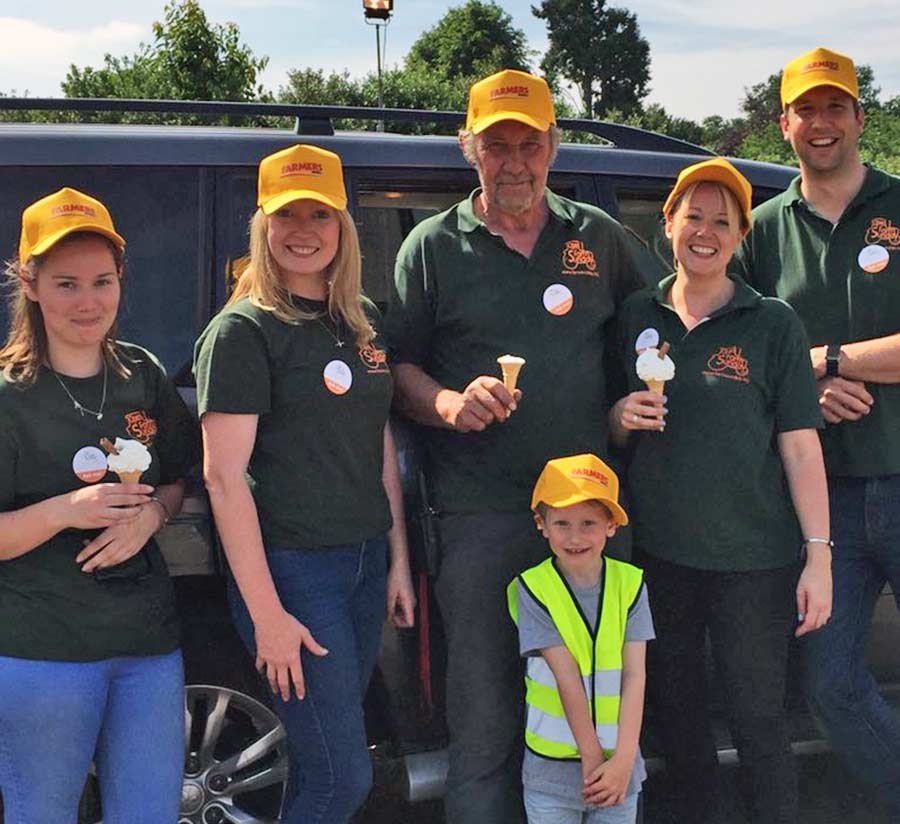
[194,144,416,824]
[0,188,198,823]
[609,158,831,823]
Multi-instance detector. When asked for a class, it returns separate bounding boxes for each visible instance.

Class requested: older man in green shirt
[384,69,643,824]
[734,46,900,816]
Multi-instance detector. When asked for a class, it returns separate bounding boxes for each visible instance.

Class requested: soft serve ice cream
[497,354,526,392]
[636,342,675,395]
[103,438,152,483]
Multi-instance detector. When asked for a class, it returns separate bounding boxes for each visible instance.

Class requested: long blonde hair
[228,207,374,348]
[0,232,129,386]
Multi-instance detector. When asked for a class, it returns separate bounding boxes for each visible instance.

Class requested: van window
[356,190,465,304]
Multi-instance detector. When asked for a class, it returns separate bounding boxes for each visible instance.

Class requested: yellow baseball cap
[531,453,628,526]
[662,157,753,230]
[19,187,125,263]
[257,144,347,214]
[465,69,556,134]
[781,47,859,107]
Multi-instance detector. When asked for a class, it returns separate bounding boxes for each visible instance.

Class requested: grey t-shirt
[516,574,655,801]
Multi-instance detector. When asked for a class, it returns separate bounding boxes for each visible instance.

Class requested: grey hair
[458,124,561,166]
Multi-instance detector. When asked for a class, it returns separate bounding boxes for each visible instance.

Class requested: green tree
[627,103,704,146]
[860,108,900,174]
[10,0,270,124]
[279,68,364,108]
[278,65,469,134]
[532,0,650,118]
[405,1,531,79]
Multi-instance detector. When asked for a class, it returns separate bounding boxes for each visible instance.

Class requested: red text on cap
[281,162,324,177]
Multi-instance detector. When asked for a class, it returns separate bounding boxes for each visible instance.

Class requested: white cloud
[0,17,146,96]
[632,0,900,119]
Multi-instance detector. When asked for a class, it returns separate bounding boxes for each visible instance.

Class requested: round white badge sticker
[634,327,660,352]
[323,359,353,395]
[858,244,889,273]
[72,446,108,484]
[542,283,573,316]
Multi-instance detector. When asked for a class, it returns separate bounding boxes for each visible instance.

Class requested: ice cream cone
[497,354,526,392]
[116,470,143,484]
[644,379,666,395]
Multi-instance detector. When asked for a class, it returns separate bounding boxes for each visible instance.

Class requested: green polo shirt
[612,275,822,571]
[734,166,900,477]
[385,189,643,514]
[194,295,393,548]
[0,343,199,661]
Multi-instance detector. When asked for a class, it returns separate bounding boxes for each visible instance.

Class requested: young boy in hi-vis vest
[508,454,654,824]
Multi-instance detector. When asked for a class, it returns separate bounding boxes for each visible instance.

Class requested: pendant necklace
[51,359,108,421]
[296,298,345,348]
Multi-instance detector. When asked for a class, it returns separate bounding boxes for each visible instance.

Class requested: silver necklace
[296,299,345,348]
[51,360,108,421]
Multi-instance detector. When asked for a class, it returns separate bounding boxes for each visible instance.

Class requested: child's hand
[580,747,605,786]
[583,752,633,807]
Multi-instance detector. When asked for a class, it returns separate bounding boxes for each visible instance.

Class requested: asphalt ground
[357,752,893,823]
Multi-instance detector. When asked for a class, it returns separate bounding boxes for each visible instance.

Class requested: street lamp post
[362,0,393,128]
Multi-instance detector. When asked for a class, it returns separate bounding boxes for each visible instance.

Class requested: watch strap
[825,343,841,377]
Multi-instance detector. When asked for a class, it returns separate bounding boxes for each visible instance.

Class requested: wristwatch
[825,343,842,377]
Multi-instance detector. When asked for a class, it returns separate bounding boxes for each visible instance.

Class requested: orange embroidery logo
[864,218,900,248]
[704,346,751,384]
[359,343,389,373]
[124,410,158,444]
[561,240,598,276]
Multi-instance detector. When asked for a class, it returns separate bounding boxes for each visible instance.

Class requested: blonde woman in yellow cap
[194,144,416,824]
[0,188,199,823]
[608,158,831,823]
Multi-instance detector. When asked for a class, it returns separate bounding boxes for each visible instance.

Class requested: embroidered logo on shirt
[864,218,900,249]
[124,410,158,445]
[703,346,750,384]
[359,343,389,374]
[561,240,599,276]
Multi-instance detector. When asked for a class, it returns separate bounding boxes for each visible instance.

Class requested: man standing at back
[384,69,643,823]
[735,47,900,817]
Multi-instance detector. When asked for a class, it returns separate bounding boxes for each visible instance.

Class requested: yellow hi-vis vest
[507,556,644,760]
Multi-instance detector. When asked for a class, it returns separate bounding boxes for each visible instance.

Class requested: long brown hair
[0,232,129,385]
[227,207,374,348]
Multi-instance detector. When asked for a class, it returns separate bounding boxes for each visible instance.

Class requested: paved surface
[357,752,892,823]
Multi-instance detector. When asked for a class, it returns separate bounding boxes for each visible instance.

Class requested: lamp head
[363,0,393,20]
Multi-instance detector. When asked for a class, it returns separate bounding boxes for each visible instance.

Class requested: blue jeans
[228,538,387,824]
[524,787,639,824]
[0,649,184,824]
[803,474,900,817]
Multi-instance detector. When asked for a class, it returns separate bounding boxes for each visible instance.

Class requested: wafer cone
[116,470,143,484]
[644,379,666,396]
[497,355,525,392]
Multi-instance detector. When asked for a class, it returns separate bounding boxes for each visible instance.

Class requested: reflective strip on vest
[526,656,622,698]
[525,710,620,753]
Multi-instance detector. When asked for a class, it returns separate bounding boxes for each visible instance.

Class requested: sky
[2,0,899,122]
